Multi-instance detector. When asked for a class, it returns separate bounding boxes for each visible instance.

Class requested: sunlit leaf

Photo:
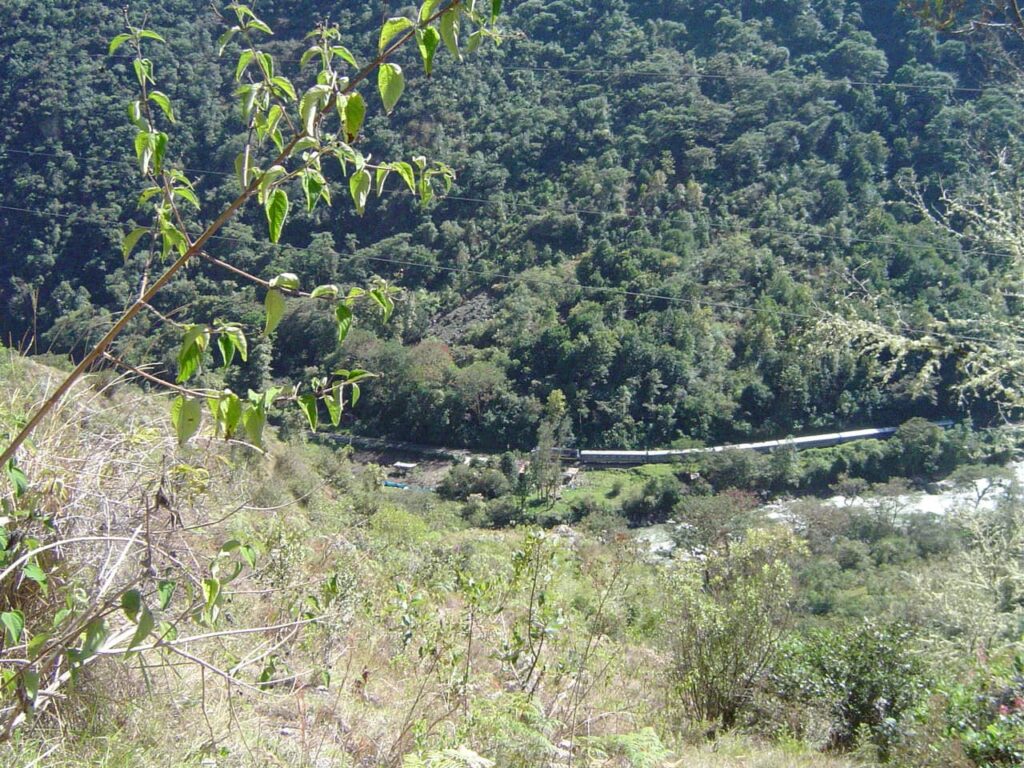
[416,28,441,75]
[263,288,286,336]
[298,394,319,431]
[379,17,414,53]
[170,396,202,446]
[378,63,405,113]
[335,303,353,344]
[440,9,462,61]
[265,188,289,243]
[350,169,371,215]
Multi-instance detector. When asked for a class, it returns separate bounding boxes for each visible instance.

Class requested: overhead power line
[0,201,1013,347]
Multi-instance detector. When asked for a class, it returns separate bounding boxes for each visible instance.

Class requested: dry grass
[667,736,869,768]
[0,352,875,768]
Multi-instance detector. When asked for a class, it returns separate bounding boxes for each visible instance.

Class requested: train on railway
[550,421,953,466]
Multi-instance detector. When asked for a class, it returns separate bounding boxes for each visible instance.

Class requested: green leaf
[1,611,24,645]
[264,288,286,336]
[268,272,300,291]
[160,224,187,259]
[378,63,405,114]
[265,188,289,243]
[177,325,210,383]
[122,228,149,264]
[299,84,330,136]
[27,632,49,657]
[173,187,200,209]
[137,186,162,206]
[300,46,320,68]
[343,92,366,141]
[23,560,47,595]
[221,324,248,364]
[301,170,325,212]
[135,131,152,175]
[391,161,416,193]
[217,335,235,368]
[491,0,502,22]
[235,49,255,81]
[242,403,267,447]
[297,394,319,431]
[379,17,414,52]
[4,459,28,497]
[202,578,221,611]
[335,304,353,344]
[108,33,133,56]
[157,580,176,610]
[22,670,39,705]
[440,9,462,61]
[370,289,396,322]
[350,169,371,215]
[138,30,166,44]
[235,149,254,190]
[258,164,286,205]
[133,57,153,87]
[81,618,108,658]
[375,166,391,196]
[351,382,361,407]
[68,618,109,667]
[213,392,243,439]
[148,91,175,123]
[157,621,178,642]
[324,385,342,426]
[416,28,441,75]
[240,545,257,569]
[127,100,144,127]
[217,26,239,54]
[419,0,442,23]
[170,396,202,446]
[270,76,296,101]
[466,30,483,54]
[52,608,72,630]
[332,45,358,68]
[247,18,273,36]
[127,606,154,651]
[153,132,168,174]
[310,284,339,299]
[121,589,142,621]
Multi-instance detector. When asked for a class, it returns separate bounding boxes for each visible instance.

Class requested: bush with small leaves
[770,621,930,753]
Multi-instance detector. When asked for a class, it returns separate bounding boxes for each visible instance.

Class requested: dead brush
[0,358,323,745]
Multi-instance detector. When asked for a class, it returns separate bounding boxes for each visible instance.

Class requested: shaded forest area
[2,0,1021,449]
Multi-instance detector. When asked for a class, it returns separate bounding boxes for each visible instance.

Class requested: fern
[584,727,671,768]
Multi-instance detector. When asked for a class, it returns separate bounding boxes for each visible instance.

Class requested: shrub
[438,464,510,501]
[699,449,769,491]
[835,538,870,570]
[771,621,929,753]
[621,476,683,525]
[942,655,1024,766]
[892,417,956,479]
[663,527,805,729]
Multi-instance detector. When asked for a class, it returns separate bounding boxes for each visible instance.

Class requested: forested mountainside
[2,0,1021,449]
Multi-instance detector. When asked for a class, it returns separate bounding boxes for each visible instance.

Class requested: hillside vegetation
[2,0,1023,451]
[3,351,1024,766]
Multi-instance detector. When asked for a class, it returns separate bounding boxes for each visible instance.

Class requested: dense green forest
[2,0,1021,452]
